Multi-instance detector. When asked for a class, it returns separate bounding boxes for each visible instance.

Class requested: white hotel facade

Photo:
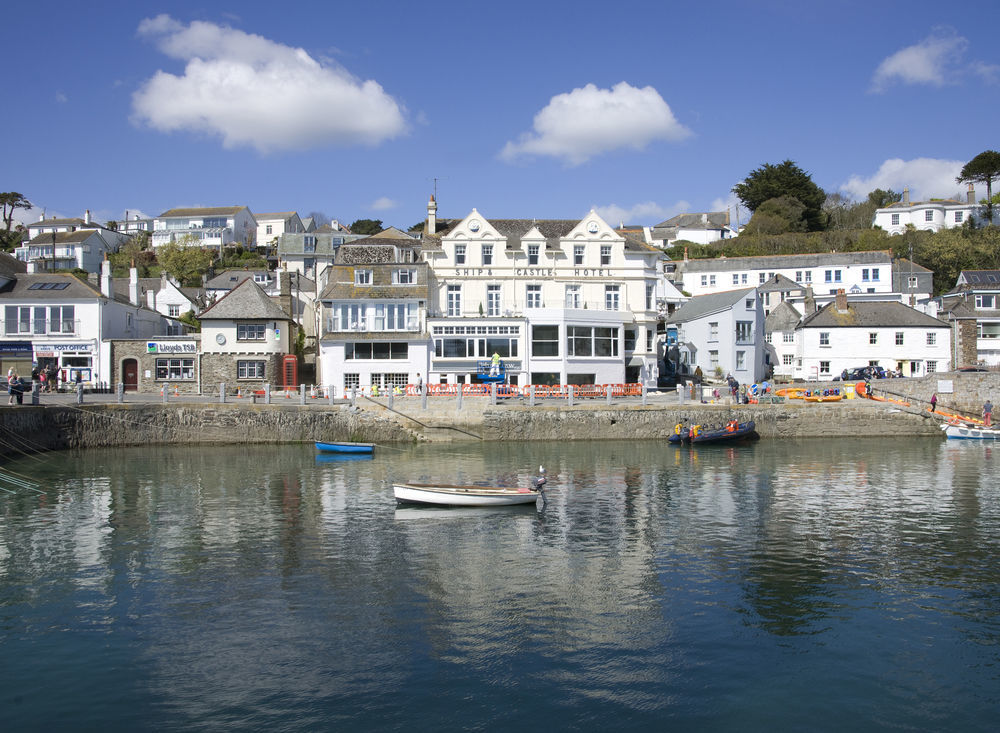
[421,205,669,387]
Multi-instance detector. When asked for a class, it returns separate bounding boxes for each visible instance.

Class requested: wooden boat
[315,441,375,454]
[688,420,758,444]
[393,482,541,506]
[942,422,1000,440]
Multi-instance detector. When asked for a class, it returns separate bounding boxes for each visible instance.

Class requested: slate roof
[0,272,103,299]
[680,250,899,273]
[937,297,977,320]
[319,262,429,301]
[27,217,90,229]
[666,287,757,324]
[765,300,802,331]
[27,230,103,245]
[204,270,272,290]
[758,274,805,293]
[254,211,297,220]
[957,270,1000,286]
[0,251,27,276]
[158,206,247,218]
[799,300,947,329]
[198,278,290,321]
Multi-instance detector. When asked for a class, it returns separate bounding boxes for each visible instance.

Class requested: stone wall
[200,353,287,394]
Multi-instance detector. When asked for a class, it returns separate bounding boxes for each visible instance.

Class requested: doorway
[123,359,138,391]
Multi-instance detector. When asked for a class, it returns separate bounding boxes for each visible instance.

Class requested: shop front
[34,341,98,387]
[0,341,33,378]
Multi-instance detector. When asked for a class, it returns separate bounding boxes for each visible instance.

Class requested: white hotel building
[421,203,670,387]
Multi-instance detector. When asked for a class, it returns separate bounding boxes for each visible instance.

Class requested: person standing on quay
[930,393,937,412]
[984,399,993,427]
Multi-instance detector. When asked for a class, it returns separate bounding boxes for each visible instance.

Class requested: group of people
[5,364,62,405]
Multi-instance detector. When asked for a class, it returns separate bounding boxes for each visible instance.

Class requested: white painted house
[873,186,979,234]
[255,211,305,250]
[0,265,177,386]
[152,206,257,250]
[650,211,736,247]
[18,211,131,274]
[796,291,950,380]
[666,287,769,384]
[316,232,429,395]
[677,250,933,306]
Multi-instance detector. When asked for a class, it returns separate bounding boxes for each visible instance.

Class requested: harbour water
[1,438,999,731]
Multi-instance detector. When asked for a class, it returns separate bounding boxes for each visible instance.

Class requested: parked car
[957,365,988,372]
[841,366,886,380]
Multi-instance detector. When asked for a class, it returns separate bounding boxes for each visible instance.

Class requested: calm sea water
[1,438,999,731]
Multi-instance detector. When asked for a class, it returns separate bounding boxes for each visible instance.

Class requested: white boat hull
[393,483,540,506]
[943,423,1000,440]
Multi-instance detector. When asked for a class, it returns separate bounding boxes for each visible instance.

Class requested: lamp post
[51,231,56,272]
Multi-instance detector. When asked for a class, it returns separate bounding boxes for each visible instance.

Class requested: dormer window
[303,236,316,252]
[528,244,540,265]
[355,269,372,285]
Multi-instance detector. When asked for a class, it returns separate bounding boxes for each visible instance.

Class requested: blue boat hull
[315,441,375,454]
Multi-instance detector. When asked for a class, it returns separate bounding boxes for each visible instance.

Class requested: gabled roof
[758,274,804,293]
[198,278,290,321]
[799,300,946,329]
[0,251,27,277]
[158,206,247,218]
[937,297,977,320]
[765,300,802,331]
[667,287,757,323]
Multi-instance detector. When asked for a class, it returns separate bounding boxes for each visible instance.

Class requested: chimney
[85,209,91,225]
[39,213,44,222]
[427,195,437,235]
[804,286,815,314]
[968,183,975,205]
[835,288,848,313]
[683,246,689,262]
[100,258,112,298]
[701,213,708,224]
[129,265,140,306]
[903,187,910,205]
[278,270,293,317]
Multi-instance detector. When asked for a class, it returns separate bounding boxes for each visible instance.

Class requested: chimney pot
[903,188,910,205]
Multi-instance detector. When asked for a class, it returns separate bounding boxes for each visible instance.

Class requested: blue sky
[7,1,999,231]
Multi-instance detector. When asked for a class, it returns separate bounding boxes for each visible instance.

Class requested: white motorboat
[942,423,1000,440]
[393,483,541,506]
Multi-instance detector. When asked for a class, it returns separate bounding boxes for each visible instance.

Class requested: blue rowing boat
[315,441,375,454]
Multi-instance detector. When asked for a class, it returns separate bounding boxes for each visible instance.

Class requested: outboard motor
[531,465,547,500]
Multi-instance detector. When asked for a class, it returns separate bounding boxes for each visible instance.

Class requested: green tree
[825,188,902,231]
[157,237,217,286]
[108,233,155,277]
[349,218,383,235]
[0,192,32,231]
[743,196,808,235]
[732,160,827,231]
[957,150,1000,223]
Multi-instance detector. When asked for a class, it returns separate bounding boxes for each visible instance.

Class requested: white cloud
[501,82,690,166]
[55,92,68,103]
[594,201,690,226]
[369,197,396,211]
[840,158,965,201]
[132,15,407,153]
[870,27,993,92]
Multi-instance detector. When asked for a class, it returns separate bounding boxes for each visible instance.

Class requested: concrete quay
[3,372,994,457]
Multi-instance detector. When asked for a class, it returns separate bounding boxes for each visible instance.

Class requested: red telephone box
[282,355,298,388]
